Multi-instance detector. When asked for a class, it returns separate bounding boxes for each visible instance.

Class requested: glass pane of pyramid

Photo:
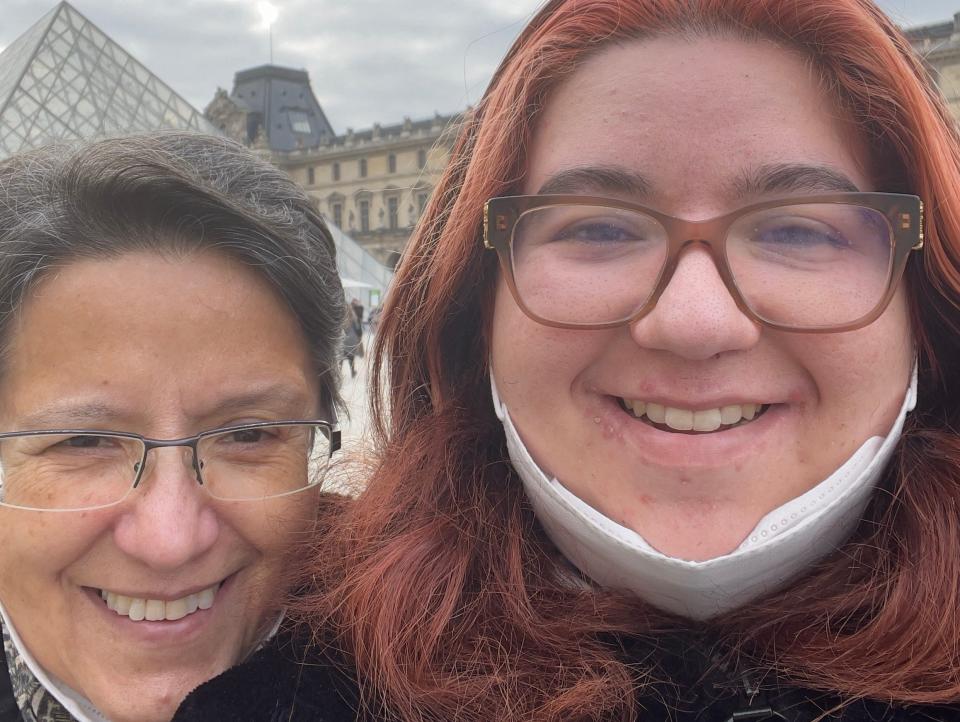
[0,2,218,160]
[0,6,58,114]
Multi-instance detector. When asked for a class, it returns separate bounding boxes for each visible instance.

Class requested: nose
[113,446,220,571]
[629,245,761,359]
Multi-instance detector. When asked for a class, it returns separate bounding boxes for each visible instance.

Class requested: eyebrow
[732,163,862,197]
[18,402,123,429]
[16,384,316,431]
[203,384,315,420]
[534,162,861,203]
[536,166,653,197]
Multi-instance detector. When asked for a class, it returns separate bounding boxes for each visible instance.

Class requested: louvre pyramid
[0,2,217,159]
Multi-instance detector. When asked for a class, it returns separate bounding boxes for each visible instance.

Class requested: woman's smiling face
[0,251,322,722]
[490,35,914,560]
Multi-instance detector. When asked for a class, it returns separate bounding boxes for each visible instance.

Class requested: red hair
[294,1,960,719]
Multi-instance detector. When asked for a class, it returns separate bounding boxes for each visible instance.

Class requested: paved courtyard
[337,339,372,446]
[323,336,375,495]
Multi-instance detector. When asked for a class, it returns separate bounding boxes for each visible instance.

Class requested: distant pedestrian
[368,305,382,335]
[350,297,364,328]
[342,306,362,378]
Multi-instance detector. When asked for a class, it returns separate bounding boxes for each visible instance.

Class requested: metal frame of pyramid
[0,1,217,159]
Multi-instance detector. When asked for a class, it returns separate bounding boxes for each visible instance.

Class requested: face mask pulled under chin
[490,365,917,619]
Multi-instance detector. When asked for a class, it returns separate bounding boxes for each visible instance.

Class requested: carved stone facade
[206,64,459,268]
[204,89,249,147]
[276,113,461,268]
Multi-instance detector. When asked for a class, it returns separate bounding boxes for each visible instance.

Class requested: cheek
[492,283,570,369]
[230,496,318,639]
[0,513,105,607]
[230,493,319,564]
[491,283,627,421]
[787,292,913,422]
[491,287,565,408]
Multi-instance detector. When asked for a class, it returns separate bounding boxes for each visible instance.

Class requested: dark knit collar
[173,632,361,722]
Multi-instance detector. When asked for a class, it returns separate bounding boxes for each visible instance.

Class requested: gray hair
[0,132,344,415]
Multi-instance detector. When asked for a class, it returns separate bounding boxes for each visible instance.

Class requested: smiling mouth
[96,581,223,622]
[617,398,771,434]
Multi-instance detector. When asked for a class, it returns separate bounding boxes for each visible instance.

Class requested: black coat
[173,634,960,722]
[173,637,359,722]
[0,649,17,722]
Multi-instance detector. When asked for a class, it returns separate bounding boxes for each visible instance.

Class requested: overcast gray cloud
[0,0,956,133]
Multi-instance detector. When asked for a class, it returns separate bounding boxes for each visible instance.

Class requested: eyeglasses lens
[727,204,893,328]
[0,433,143,511]
[197,423,331,502]
[509,203,894,329]
[0,423,333,511]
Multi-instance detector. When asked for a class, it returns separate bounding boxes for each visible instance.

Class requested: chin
[629,509,762,561]
[101,695,186,722]
[93,660,232,722]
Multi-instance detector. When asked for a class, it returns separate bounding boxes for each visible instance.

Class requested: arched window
[359,200,370,232]
[387,196,399,229]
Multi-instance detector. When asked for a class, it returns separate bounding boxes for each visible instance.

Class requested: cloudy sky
[0,0,957,133]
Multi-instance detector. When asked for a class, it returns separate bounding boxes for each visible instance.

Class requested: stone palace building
[205,65,460,268]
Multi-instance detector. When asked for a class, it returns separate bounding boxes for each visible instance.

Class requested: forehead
[0,251,318,428]
[523,35,873,210]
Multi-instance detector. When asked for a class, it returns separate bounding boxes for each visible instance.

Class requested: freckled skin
[491,37,912,560]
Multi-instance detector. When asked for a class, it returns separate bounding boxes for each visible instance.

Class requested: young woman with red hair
[176,0,960,720]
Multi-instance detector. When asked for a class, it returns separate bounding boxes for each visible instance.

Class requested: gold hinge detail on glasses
[483,202,493,249]
[912,200,925,251]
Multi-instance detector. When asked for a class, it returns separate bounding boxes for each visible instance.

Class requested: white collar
[0,600,108,722]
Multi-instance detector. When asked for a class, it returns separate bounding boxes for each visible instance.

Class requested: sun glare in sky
[256,1,279,29]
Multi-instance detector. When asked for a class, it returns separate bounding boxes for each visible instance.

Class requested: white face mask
[491,364,917,619]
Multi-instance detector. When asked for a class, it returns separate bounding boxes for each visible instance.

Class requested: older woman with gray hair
[0,132,344,722]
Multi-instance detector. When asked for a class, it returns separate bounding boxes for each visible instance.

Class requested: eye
[553,219,645,244]
[228,428,269,444]
[753,220,849,249]
[36,434,127,458]
[60,434,111,449]
[516,206,664,251]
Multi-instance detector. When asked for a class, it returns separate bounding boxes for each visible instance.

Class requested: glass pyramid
[0,2,217,159]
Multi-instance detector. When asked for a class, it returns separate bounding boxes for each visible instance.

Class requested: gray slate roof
[231,64,335,152]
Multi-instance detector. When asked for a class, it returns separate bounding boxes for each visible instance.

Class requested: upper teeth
[622,400,763,432]
[99,583,219,622]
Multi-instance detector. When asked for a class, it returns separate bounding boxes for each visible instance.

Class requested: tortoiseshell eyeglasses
[484,192,923,333]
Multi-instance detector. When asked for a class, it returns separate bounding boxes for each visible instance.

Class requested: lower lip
[595,396,785,469]
[85,574,236,644]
